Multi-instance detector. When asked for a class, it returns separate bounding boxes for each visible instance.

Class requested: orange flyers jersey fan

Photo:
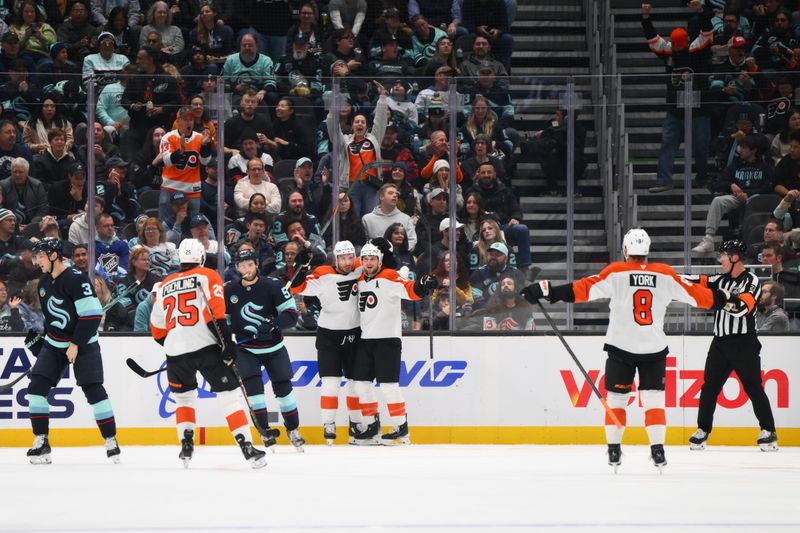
[159,130,208,197]
[292,264,362,330]
[571,262,716,356]
[150,267,226,356]
[357,267,421,339]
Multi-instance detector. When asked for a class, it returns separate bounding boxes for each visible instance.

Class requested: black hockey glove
[256,317,282,343]
[520,281,550,304]
[24,329,43,357]
[371,237,398,269]
[414,274,438,296]
[221,340,237,366]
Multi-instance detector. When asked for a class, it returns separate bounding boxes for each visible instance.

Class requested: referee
[688,240,778,451]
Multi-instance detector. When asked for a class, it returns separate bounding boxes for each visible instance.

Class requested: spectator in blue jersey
[95,211,129,276]
[222,32,278,109]
[409,14,446,69]
[137,217,178,276]
[82,31,130,90]
[96,63,135,144]
[271,190,324,252]
[469,242,525,309]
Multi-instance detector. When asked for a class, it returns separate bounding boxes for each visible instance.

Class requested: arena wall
[1,335,797,447]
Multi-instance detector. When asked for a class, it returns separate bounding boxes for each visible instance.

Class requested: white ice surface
[1,444,798,533]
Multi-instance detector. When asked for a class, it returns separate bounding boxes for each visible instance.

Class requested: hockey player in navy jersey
[25,238,120,465]
[225,249,305,451]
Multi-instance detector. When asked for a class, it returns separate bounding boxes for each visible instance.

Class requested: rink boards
[1,334,798,446]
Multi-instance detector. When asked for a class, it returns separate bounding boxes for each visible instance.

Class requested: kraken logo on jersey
[240,302,265,335]
[47,297,71,329]
[358,290,378,312]
[336,279,358,302]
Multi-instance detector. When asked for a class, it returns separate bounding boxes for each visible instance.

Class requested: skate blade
[611,464,619,474]
[352,437,381,446]
[689,442,706,451]
[381,436,411,446]
[326,438,335,446]
[110,456,121,464]
[293,444,305,453]
[248,456,268,469]
[759,443,779,452]
[182,458,191,469]
[29,454,52,465]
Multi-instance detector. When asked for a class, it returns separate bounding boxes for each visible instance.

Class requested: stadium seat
[745,194,782,217]
[120,223,138,241]
[272,159,296,180]
[138,190,161,218]
[745,224,765,249]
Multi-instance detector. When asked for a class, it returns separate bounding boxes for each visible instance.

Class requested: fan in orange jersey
[150,238,267,469]
[521,228,742,473]
[158,106,213,224]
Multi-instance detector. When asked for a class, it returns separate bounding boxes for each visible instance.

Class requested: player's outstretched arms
[521,281,575,304]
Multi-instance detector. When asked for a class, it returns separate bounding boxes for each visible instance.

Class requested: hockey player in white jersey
[352,242,438,445]
[291,240,364,444]
[521,228,742,472]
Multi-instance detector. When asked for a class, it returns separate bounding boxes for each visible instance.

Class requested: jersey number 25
[164,292,200,327]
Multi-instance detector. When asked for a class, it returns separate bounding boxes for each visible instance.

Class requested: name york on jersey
[630,273,657,288]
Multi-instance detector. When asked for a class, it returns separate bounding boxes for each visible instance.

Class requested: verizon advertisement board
[0,335,797,444]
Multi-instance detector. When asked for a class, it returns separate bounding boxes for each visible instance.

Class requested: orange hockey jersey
[159,130,209,198]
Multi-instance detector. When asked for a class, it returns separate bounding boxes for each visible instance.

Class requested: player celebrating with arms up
[150,239,267,469]
[225,249,305,452]
[25,238,120,465]
[521,228,742,472]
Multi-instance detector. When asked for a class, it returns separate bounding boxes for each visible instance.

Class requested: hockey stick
[0,280,143,392]
[283,202,340,290]
[427,218,434,381]
[125,357,166,378]
[535,301,624,428]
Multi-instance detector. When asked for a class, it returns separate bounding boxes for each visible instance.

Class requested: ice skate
[348,421,359,445]
[381,418,410,446]
[27,434,51,465]
[179,429,194,468]
[288,429,305,452]
[235,434,267,469]
[650,444,667,473]
[353,416,381,446]
[689,428,709,451]
[607,444,622,474]
[323,423,336,445]
[104,436,121,464]
[757,430,778,452]
[261,427,280,453]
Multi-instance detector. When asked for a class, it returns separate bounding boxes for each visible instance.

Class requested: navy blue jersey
[38,268,103,349]
[225,276,298,355]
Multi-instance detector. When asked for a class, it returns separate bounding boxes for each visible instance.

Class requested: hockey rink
[1,444,798,532]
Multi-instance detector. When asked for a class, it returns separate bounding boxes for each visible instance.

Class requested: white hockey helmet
[623,228,651,257]
[333,240,356,258]
[360,242,383,262]
[178,238,206,266]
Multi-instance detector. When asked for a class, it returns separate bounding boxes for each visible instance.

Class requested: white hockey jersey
[572,261,716,356]
[358,267,422,339]
[292,264,361,330]
[150,267,226,356]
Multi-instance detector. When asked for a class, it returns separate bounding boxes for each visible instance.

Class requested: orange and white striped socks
[640,389,666,445]
[320,376,339,424]
[381,383,406,426]
[604,391,628,444]
[217,390,250,442]
[173,391,196,441]
[355,380,379,424]
[346,379,362,424]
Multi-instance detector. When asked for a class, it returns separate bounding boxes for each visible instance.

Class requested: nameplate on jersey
[629,273,656,288]
[162,276,198,295]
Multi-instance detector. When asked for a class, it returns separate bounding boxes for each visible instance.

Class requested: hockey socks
[277,391,299,431]
[83,384,116,439]
[27,394,50,436]
[604,392,628,444]
[355,380,379,424]
[381,383,406,426]
[248,393,271,431]
[173,391,197,440]
[217,390,250,443]
[641,390,666,446]
[346,379,362,424]
[320,376,339,425]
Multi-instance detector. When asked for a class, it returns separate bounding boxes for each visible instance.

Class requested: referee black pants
[697,334,776,433]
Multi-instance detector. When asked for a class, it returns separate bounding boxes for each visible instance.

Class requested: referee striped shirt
[700,270,761,337]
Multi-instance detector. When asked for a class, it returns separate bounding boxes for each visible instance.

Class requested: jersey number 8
[633,289,653,326]
[164,292,200,328]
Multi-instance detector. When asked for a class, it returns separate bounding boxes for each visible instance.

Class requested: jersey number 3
[164,292,200,327]
[633,289,653,326]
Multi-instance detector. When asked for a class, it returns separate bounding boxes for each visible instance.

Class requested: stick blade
[125,358,151,378]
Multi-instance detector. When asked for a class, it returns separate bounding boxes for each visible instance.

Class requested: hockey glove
[520,280,550,304]
[221,340,238,366]
[24,329,43,357]
[256,317,282,343]
[414,274,439,296]
[371,237,398,269]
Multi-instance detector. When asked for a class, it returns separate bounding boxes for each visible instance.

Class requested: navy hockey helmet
[720,239,747,258]
[235,248,259,265]
[32,237,63,259]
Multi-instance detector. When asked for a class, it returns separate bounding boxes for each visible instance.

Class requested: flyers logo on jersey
[358,290,378,311]
[173,150,200,170]
[337,279,358,302]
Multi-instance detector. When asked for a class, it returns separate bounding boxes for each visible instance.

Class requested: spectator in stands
[763,242,800,296]
[92,1,140,31]
[711,7,751,65]
[381,123,418,182]
[369,8,413,59]
[130,126,165,193]
[430,250,473,314]
[95,211,129,275]
[369,34,415,87]
[200,157,233,227]
[709,36,760,125]
[225,192,269,245]
[111,245,159,320]
[36,42,80,87]
[694,135,774,253]
[283,218,327,262]
[96,63,135,144]
[473,273,534,331]
[467,162,531,269]
[423,35,460,77]
[421,159,464,210]
[272,98,316,161]
[34,128,76,187]
[385,222,416,272]
[327,81,389,217]
[773,188,799,231]
[271,189,324,250]
[22,95,73,157]
[137,216,178,276]
[459,35,509,94]
[461,0,513,71]
[94,277,132,331]
[715,103,764,171]
[415,66,457,119]
[48,161,86,226]
[164,191,195,244]
[771,109,800,165]
[101,6,139,58]
[1,157,47,226]
[69,243,96,279]
[327,190,367,247]
[415,186,449,253]
[287,3,323,52]
[139,1,185,63]
[82,31,130,90]
[18,278,43,333]
[9,1,57,63]
[233,157,281,218]
[0,208,28,275]
[271,239,302,284]
[362,182,418,250]
[388,164,420,218]
[470,216,516,269]
[231,213,276,274]
[386,81,419,135]
[276,35,324,105]
[223,89,274,154]
[67,196,104,245]
[190,3,234,65]
[462,93,510,155]
[322,30,369,97]
[98,156,136,224]
[416,217,469,277]
[0,59,42,126]
[752,8,799,72]
[773,131,800,197]
[642,2,713,194]
[227,133,274,183]
[749,219,786,263]
[180,47,219,96]
[0,278,25,331]
[56,0,100,64]
[757,280,790,332]
[190,214,229,268]
[171,94,217,150]
[469,242,525,309]
[122,46,181,148]
[409,14,446,69]
[461,134,506,191]
[0,28,37,84]
[409,0,466,40]
[329,0,367,42]
[222,32,278,108]
[0,120,32,180]
[282,157,330,220]
[461,191,494,243]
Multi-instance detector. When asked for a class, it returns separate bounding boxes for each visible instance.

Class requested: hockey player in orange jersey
[521,228,742,472]
[150,238,267,469]
[352,240,438,445]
